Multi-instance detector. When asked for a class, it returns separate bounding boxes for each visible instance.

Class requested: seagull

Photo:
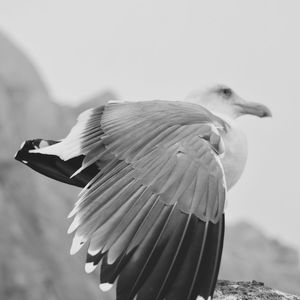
[15,84,271,300]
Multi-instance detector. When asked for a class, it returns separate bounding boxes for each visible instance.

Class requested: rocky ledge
[214,280,300,300]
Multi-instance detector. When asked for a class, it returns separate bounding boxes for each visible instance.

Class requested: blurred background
[0,0,300,299]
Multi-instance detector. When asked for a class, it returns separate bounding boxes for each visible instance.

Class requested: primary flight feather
[15,85,271,300]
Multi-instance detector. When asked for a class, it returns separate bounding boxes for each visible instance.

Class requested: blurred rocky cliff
[0,31,299,300]
[0,31,114,300]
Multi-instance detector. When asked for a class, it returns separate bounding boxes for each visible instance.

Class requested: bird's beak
[236,100,272,118]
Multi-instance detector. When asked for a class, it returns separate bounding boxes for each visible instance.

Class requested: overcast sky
[1,0,300,251]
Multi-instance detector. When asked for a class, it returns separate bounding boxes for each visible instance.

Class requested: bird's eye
[221,88,232,98]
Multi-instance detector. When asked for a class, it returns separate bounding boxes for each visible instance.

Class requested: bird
[15,84,271,300]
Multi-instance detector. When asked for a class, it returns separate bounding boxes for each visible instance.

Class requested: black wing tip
[15,139,37,161]
[99,209,224,300]
[14,139,92,187]
[14,139,58,162]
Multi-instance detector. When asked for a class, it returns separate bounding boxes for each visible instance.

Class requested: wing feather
[26,100,227,299]
[117,203,177,299]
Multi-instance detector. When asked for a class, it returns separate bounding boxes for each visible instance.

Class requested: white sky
[1,0,300,250]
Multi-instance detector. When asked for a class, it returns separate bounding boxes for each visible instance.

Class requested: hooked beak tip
[262,109,272,118]
[238,102,272,118]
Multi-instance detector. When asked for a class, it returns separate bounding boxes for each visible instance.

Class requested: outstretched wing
[18,100,227,300]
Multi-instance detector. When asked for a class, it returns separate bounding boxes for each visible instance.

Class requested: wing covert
[99,101,226,222]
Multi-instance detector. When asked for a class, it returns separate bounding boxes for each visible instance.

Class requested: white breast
[220,124,248,190]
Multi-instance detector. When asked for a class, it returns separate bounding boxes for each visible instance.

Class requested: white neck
[220,123,248,190]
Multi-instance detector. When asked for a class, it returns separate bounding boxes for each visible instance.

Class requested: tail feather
[15,139,99,188]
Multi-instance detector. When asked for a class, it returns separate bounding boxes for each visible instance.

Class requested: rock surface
[214,281,300,300]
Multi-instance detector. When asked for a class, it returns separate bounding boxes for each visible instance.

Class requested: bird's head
[191,84,272,121]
